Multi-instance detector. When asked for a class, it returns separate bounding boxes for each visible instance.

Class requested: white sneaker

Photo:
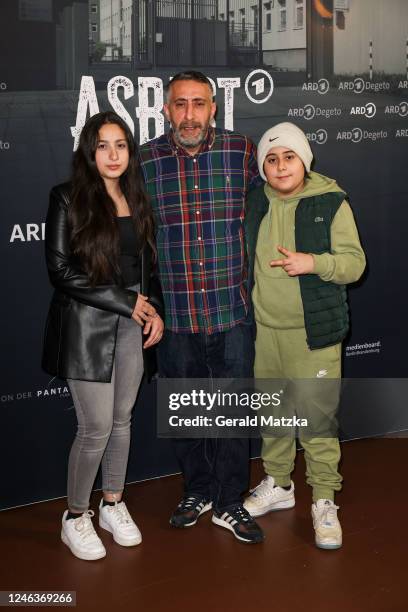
[99,500,142,547]
[61,510,106,561]
[243,475,295,517]
[312,499,342,550]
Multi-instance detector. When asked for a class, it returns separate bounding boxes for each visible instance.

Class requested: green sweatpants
[254,323,342,502]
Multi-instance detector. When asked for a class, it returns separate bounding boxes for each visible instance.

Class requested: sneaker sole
[244,498,295,517]
[315,539,342,550]
[61,529,106,561]
[211,515,264,544]
[169,502,212,528]
[99,518,142,546]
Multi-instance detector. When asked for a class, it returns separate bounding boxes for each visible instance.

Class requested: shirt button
[196,210,200,215]
[198,236,202,241]
[199,262,203,266]
[194,185,198,189]
[193,158,197,163]
[201,288,205,293]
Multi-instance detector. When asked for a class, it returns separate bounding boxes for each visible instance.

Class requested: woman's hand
[131,294,157,326]
[142,314,164,348]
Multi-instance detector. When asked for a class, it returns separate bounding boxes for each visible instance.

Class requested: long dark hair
[68,111,155,285]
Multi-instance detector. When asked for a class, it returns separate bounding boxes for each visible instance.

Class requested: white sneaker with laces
[312,499,342,550]
[99,500,142,546]
[243,475,295,517]
[61,510,106,561]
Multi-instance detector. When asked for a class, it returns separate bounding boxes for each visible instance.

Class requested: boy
[243,122,366,549]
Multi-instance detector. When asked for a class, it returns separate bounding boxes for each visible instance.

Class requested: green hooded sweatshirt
[252,171,366,330]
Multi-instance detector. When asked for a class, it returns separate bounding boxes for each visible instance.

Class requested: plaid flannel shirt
[139,127,261,334]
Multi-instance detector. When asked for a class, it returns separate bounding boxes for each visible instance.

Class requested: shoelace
[249,477,276,498]
[107,502,133,525]
[319,502,339,526]
[178,496,203,511]
[73,510,99,541]
[230,506,253,523]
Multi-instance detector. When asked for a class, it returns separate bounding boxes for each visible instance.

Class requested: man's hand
[270,246,315,276]
[131,294,157,326]
[143,314,164,348]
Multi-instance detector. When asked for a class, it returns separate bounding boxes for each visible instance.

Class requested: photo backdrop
[1,0,408,509]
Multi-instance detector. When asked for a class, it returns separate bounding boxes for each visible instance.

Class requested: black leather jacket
[42,183,164,382]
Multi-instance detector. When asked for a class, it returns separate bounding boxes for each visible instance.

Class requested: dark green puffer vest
[245,185,349,350]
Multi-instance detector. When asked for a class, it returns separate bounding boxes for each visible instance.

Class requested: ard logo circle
[316,128,328,144]
[317,79,330,95]
[351,128,363,143]
[304,104,316,120]
[245,69,274,104]
[354,78,365,94]
[365,102,376,118]
[399,101,408,117]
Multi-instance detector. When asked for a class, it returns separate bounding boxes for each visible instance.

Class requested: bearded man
[139,71,264,543]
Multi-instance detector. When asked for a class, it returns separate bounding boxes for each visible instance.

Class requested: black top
[116,216,141,287]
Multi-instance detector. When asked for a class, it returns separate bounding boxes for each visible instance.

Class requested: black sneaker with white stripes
[212,504,265,543]
[169,496,212,528]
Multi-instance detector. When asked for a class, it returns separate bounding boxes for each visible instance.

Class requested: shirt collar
[167,126,216,156]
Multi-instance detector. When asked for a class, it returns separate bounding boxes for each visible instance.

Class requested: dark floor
[0,439,406,612]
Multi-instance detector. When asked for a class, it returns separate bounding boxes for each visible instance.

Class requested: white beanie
[257,122,313,181]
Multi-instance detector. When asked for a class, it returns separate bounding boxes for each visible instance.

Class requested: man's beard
[173,122,208,149]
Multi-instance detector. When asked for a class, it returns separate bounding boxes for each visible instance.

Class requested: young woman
[42,111,164,561]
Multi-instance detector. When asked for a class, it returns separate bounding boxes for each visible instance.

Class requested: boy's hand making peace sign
[270,245,315,277]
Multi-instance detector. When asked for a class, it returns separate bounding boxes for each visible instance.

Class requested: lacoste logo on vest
[316,369,328,378]
[315,216,324,223]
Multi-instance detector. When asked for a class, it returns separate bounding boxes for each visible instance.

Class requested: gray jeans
[67,312,143,513]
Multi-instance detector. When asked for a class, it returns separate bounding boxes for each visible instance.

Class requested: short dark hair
[165,70,214,100]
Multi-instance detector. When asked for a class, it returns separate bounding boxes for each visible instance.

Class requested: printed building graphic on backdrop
[87,0,306,71]
[19,0,53,21]
[85,0,407,77]
[88,0,408,84]
[4,1,408,90]
[333,0,408,77]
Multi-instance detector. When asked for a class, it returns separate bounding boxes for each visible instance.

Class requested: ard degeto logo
[385,102,408,118]
[288,104,315,120]
[339,78,390,94]
[244,69,274,104]
[337,128,388,143]
[350,103,376,118]
[288,104,341,120]
[302,79,330,95]
[306,129,328,145]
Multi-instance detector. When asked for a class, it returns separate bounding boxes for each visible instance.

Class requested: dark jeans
[157,322,255,512]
